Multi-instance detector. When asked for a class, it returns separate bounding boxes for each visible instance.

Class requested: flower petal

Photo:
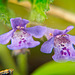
[40,37,54,53]
[10,17,29,29]
[44,27,54,40]
[63,26,74,33]
[54,26,74,35]
[7,40,40,50]
[0,30,14,44]
[7,30,40,50]
[69,35,75,44]
[45,27,63,39]
[52,44,75,62]
[53,29,63,36]
[52,48,70,62]
[27,40,40,48]
[70,50,75,62]
[25,26,47,38]
[45,26,74,40]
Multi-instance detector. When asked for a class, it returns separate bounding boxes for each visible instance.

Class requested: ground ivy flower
[0,17,47,50]
[41,26,75,62]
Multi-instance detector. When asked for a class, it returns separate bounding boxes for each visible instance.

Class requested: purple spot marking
[62,47,66,50]
[63,52,67,55]
[23,32,26,34]
[67,49,70,56]
[60,51,63,55]
[22,38,24,40]
[61,50,67,55]
[21,35,22,37]
[23,40,26,43]
[61,44,64,46]
[19,41,22,44]
[61,48,70,56]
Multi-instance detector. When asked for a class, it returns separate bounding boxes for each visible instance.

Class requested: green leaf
[30,0,54,22]
[32,61,75,75]
[0,4,15,28]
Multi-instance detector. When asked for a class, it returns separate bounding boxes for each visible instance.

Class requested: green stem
[17,53,28,75]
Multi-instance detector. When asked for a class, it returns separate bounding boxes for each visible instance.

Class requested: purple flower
[0,17,47,50]
[41,26,75,62]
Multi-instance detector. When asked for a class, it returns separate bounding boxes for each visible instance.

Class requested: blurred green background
[0,0,75,75]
